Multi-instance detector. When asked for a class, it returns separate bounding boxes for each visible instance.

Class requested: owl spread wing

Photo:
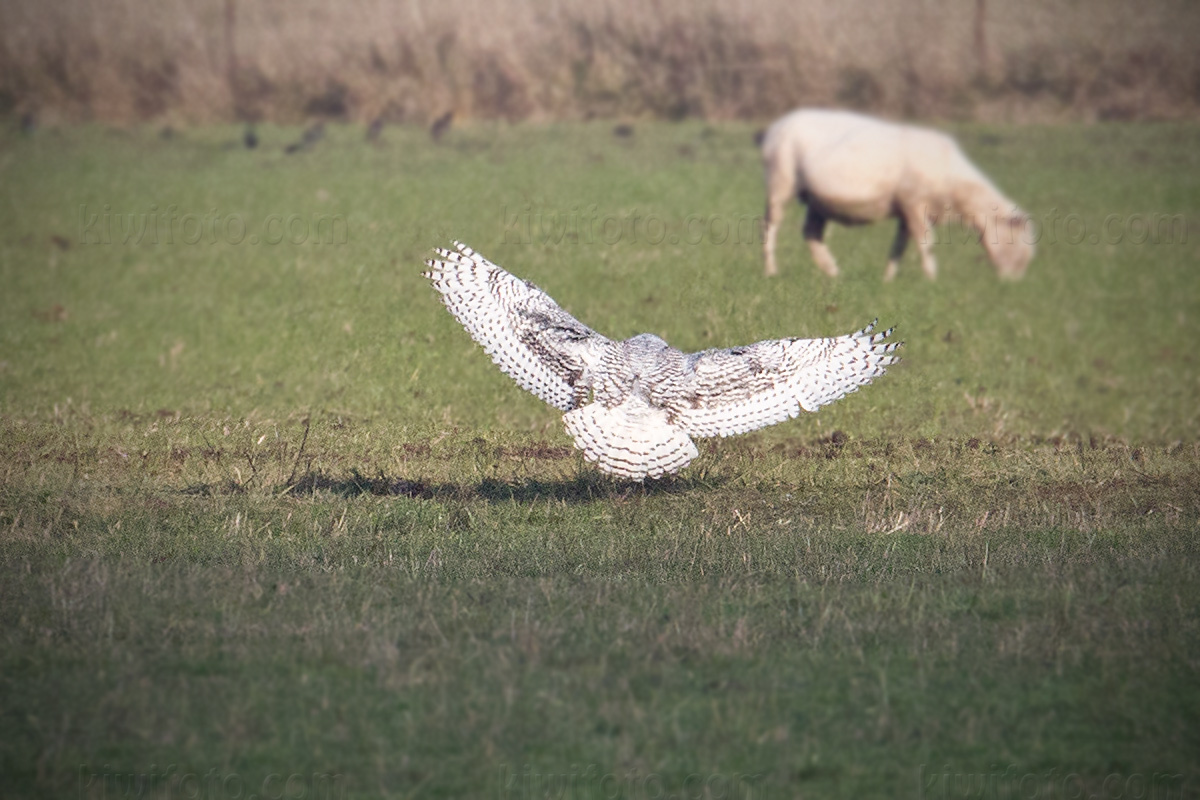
[423,242,612,411]
[659,321,901,438]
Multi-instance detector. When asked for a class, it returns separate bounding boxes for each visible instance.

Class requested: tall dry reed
[2,0,1198,124]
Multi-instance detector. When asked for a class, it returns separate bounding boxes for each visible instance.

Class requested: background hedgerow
[3,0,1200,126]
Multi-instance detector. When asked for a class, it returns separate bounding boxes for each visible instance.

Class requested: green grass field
[1,120,1198,799]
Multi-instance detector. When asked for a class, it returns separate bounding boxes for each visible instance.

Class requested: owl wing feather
[423,242,612,411]
[659,321,902,439]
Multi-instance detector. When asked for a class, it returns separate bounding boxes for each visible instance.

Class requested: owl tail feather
[563,402,699,481]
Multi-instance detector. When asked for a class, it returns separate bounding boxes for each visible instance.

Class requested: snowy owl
[424,242,902,480]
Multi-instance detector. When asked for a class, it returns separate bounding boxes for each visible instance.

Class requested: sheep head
[980,211,1036,279]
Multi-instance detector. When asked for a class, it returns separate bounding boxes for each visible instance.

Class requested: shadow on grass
[181,468,722,504]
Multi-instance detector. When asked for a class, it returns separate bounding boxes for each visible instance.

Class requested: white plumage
[424,242,902,480]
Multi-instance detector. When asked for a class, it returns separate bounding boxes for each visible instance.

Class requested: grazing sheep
[761,109,1034,280]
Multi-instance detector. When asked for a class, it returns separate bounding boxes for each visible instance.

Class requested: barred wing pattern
[424,242,901,480]
[423,242,611,411]
[661,322,901,439]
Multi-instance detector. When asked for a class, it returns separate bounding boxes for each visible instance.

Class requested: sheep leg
[884,219,910,282]
[762,207,781,277]
[762,179,794,277]
[803,208,839,277]
[902,205,938,280]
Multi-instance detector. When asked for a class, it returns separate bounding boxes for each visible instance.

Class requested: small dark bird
[365,117,384,143]
[243,124,258,149]
[284,122,325,154]
[19,112,36,135]
[303,121,325,144]
[612,123,634,138]
[159,126,176,140]
[430,111,454,142]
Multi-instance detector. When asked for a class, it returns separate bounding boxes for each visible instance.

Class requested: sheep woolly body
[761,108,1035,281]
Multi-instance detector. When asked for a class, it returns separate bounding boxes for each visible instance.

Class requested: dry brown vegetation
[2,0,1199,126]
